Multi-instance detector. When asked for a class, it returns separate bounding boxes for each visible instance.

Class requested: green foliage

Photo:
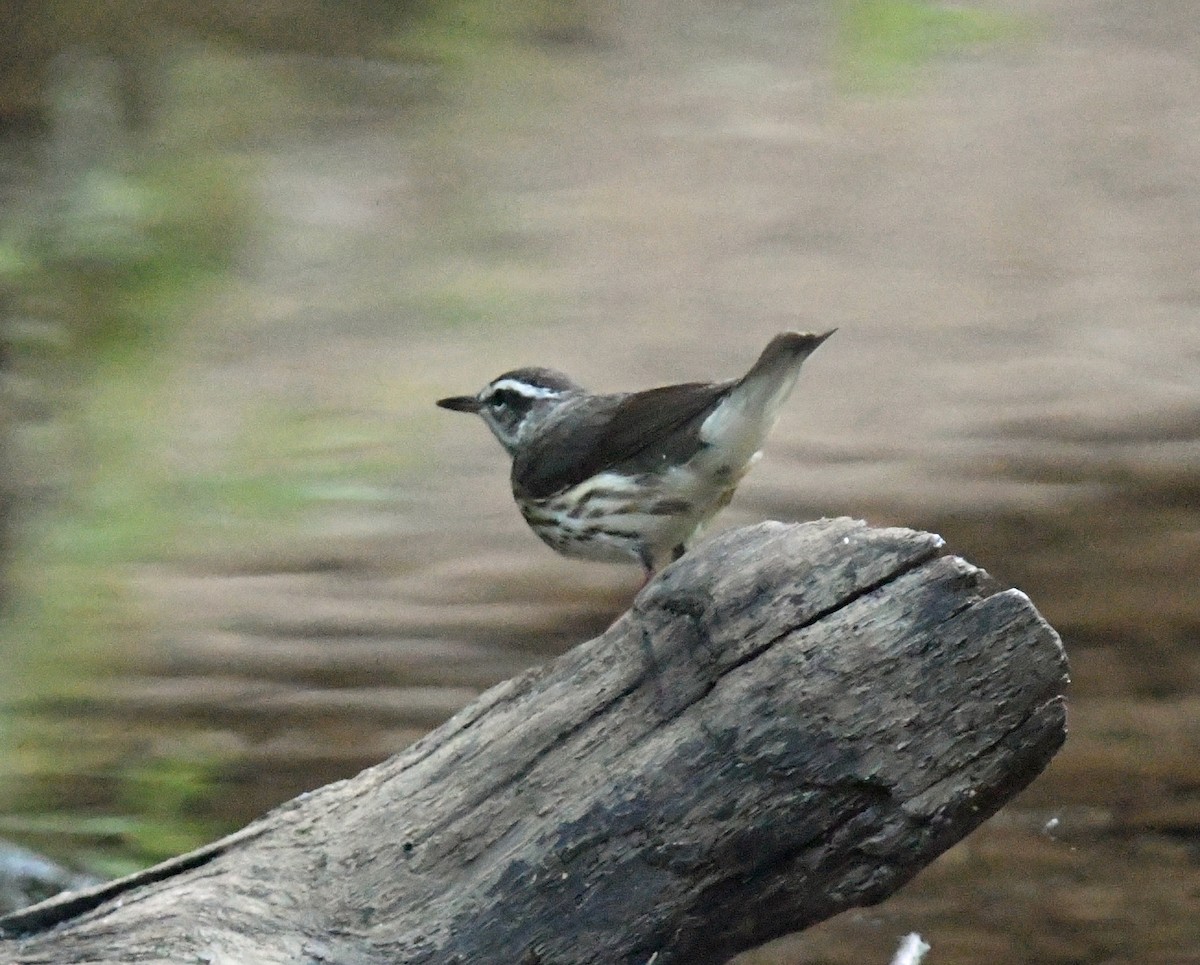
[408,268,550,329]
[836,0,1030,92]
[175,404,422,550]
[0,751,227,876]
[0,50,263,874]
[21,162,249,357]
[390,0,590,68]
[3,140,252,678]
[0,9,539,881]
[113,753,227,867]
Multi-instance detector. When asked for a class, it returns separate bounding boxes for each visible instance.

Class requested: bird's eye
[489,389,513,409]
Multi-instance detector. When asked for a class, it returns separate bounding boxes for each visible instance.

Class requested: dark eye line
[489,387,540,410]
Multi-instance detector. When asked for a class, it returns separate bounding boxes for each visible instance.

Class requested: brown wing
[511,381,733,500]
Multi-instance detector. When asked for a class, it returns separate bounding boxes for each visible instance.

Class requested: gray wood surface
[0,518,1069,965]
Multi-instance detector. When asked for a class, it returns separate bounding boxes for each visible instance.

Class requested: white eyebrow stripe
[487,379,564,400]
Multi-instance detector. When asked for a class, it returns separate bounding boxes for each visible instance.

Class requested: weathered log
[0,518,1068,965]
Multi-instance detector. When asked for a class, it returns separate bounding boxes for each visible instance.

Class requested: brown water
[3,0,1200,961]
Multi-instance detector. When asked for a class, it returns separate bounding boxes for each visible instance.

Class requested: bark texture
[0,518,1069,965]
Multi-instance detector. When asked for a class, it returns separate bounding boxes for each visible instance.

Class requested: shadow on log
[0,518,1069,964]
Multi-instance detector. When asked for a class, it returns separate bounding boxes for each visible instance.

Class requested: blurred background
[1,0,1198,961]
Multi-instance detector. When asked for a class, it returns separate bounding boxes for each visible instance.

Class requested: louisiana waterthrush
[437,330,834,581]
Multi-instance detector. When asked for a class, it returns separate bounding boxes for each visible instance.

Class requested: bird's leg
[637,546,656,591]
[634,546,669,702]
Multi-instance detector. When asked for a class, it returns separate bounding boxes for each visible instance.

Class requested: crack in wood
[0,520,1068,965]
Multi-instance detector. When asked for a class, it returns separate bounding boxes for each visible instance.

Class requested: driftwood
[0,518,1068,965]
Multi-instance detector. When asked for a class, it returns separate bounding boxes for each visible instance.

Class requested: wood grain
[0,518,1068,965]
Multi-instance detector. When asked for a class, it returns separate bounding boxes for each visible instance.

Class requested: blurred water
[1,0,1199,961]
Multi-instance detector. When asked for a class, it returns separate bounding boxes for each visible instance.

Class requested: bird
[436,329,835,583]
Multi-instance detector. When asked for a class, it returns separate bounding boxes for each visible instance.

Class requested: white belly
[517,458,757,568]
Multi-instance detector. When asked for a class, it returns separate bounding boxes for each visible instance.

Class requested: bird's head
[437,367,584,454]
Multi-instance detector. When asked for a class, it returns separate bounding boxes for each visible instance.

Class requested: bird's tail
[744,330,835,386]
[698,329,835,461]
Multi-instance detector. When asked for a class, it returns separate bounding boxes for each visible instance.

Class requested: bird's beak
[436,395,482,413]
